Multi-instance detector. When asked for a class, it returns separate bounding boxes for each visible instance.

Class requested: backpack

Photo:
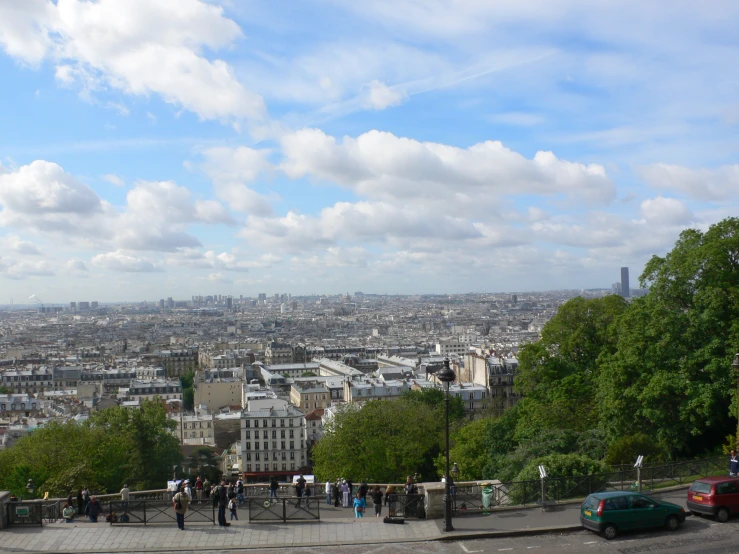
[228,499,236,510]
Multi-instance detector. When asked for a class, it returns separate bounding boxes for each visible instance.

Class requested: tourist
[237,479,245,506]
[341,480,350,508]
[371,485,384,518]
[358,480,368,500]
[333,479,341,507]
[215,479,230,527]
[353,491,366,518]
[269,476,279,500]
[66,490,73,508]
[203,478,210,499]
[385,485,397,517]
[76,489,84,515]
[295,475,306,508]
[85,496,102,523]
[184,480,193,501]
[172,485,190,531]
[325,479,332,505]
[82,487,90,509]
[730,450,739,477]
[120,483,130,511]
[404,476,418,495]
[196,476,203,502]
[62,503,75,523]
[229,496,238,521]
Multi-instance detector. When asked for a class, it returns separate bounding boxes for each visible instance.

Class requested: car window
[716,481,739,495]
[583,496,600,510]
[629,496,656,509]
[604,496,629,510]
[689,481,712,494]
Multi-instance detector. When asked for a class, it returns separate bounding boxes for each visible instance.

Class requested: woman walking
[371,485,384,518]
[341,480,350,508]
[353,492,366,518]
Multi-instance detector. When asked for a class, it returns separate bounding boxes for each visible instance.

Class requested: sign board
[15,507,30,517]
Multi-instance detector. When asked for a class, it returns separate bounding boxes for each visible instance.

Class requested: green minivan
[580,491,686,540]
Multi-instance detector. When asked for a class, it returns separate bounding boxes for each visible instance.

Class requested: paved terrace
[0,489,691,553]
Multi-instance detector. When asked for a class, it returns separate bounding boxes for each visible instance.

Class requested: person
[730,450,739,477]
[342,480,350,508]
[371,485,383,518]
[346,479,353,499]
[173,485,190,531]
[325,479,332,505]
[62,503,75,523]
[404,476,417,495]
[8,494,18,502]
[385,485,397,517]
[269,476,279,500]
[66,490,74,508]
[228,496,238,521]
[82,487,90,510]
[76,488,84,515]
[215,479,230,527]
[227,483,236,504]
[333,479,341,507]
[295,477,304,508]
[184,480,193,501]
[353,492,366,518]
[304,482,312,508]
[236,479,245,506]
[196,476,203,502]
[85,496,102,522]
[120,483,130,511]
[203,478,210,500]
[358,480,368,501]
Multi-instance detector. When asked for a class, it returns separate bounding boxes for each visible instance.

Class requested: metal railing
[248,497,320,522]
[107,500,215,525]
[6,502,44,526]
[386,494,425,519]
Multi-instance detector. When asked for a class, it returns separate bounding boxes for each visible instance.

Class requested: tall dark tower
[621,267,630,298]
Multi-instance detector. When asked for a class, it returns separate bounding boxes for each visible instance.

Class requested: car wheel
[602,524,617,540]
[716,508,730,523]
[665,515,680,531]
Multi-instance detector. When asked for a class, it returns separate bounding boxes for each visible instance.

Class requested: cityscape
[0,0,737,552]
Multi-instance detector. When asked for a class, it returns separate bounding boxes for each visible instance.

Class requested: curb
[435,524,585,542]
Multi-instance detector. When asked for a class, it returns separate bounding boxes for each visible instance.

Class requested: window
[272,430,277,439]
[273,452,277,460]
[281,430,285,438]
[245,420,250,428]
[272,441,277,449]
[281,419,285,427]
[291,463,295,470]
[290,452,295,460]
[245,453,251,461]
[717,481,739,495]
[247,464,252,471]
[263,419,268,427]
[282,463,287,470]
[289,430,294,438]
[290,441,294,449]
[255,453,260,461]
[281,452,286,460]
[254,420,259,428]
[245,442,250,450]
[272,419,276,427]
[263,442,268,450]
[289,419,294,426]
[245,431,250,440]
[281,441,286,449]
[628,496,655,509]
[256,464,260,471]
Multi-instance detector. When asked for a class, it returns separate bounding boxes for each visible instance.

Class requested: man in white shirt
[120,484,130,510]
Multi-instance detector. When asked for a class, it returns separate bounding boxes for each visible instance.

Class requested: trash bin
[481,484,494,511]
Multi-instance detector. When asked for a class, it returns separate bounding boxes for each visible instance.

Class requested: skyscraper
[621,267,630,298]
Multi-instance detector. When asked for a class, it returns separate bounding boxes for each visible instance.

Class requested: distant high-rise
[621,267,630,298]
[226,297,233,310]
[159,299,165,309]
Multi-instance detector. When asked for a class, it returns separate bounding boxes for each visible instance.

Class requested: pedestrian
[342,480,350,508]
[66,490,74,508]
[730,450,739,477]
[215,479,230,527]
[333,479,341,507]
[172,485,190,531]
[203,478,210,499]
[371,485,383,518]
[62,503,75,523]
[358,480,368,500]
[353,492,366,518]
[237,478,245,506]
[229,496,238,521]
[386,485,397,517]
[85,496,102,523]
[120,483,130,511]
[295,478,304,508]
[196,476,203,502]
[269,476,279,500]
[304,482,312,508]
[184,480,193,501]
[346,479,353,498]
[82,487,90,509]
[404,476,417,495]
[325,479,332,505]
[76,488,84,515]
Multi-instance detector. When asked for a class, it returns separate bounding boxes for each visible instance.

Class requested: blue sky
[0,0,738,302]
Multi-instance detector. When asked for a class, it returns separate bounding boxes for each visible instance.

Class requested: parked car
[687,476,739,522]
[580,491,686,540]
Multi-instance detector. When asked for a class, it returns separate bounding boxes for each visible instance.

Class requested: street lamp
[437,357,456,532]
[734,354,739,450]
[26,479,35,496]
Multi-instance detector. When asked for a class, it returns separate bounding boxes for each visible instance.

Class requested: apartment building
[120,379,182,402]
[289,381,330,412]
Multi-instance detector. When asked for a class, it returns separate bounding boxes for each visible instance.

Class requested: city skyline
[1,1,737,300]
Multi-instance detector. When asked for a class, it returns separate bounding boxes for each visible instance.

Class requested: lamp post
[26,478,35,497]
[437,357,456,532]
[734,354,739,450]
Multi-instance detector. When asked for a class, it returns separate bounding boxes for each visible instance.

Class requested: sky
[0,0,738,303]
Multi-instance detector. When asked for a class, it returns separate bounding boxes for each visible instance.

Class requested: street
[175,515,739,554]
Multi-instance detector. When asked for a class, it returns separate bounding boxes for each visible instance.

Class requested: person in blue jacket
[730,449,739,476]
[353,492,366,518]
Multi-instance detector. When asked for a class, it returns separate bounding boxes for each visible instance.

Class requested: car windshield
[583,496,600,509]
[689,481,712,494]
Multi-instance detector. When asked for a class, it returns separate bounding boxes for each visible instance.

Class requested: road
[158,515,739,554]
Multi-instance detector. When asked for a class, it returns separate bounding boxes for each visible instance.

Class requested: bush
[605,433,669,466]
[510,453,610,503]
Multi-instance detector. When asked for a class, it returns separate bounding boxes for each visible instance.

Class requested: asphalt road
[161,515,739,554]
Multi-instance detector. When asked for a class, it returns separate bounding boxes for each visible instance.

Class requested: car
[580,491,686,540]
[687,476,739,522]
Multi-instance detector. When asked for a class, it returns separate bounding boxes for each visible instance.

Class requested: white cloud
[639,197,693,225]
[0,0,265,124]
[0,258,55,280]
[488,112,545,126]
[638,163,739,201]
[103,173,125,187]
[361,80,406,110]
[2,234,43,255]
[91,251,162,273]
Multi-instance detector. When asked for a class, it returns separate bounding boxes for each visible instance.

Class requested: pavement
[0,488,693,553]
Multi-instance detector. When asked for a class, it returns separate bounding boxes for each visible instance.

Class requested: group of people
[172,478,243,530]
[324,476,419,518]
[56,487,104,523]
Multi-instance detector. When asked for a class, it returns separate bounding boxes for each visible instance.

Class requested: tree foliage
[0,400,182,498]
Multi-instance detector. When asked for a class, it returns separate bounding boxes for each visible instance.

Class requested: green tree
[435,417,492,480]
[312,398,444,482]
[403,387,465,422]
[185,446,222,483]
[604,433,669,466]
[598,218,739,455]
[512,453,609,503]
[180,371,195,411]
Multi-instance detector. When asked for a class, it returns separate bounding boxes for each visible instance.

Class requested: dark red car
[687,476,739,522]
